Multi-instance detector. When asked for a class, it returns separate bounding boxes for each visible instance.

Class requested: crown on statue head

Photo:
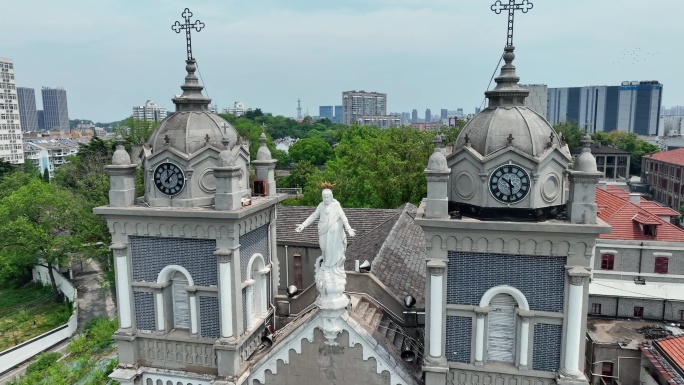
[320,181,335,190]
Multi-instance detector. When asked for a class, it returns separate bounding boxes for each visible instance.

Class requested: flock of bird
[613,47,661,66]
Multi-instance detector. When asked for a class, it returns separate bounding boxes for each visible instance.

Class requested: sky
[4,0,683,123]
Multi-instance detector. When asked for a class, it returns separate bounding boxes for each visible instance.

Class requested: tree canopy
[287,137,334,166]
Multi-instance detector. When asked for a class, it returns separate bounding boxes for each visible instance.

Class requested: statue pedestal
[314,256,350,345]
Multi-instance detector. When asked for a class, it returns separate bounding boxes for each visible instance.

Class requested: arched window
[156,265,197,335]
[245,254,271,331]
[475,285,531,368]
[171,271,190,329]
[487,293,517,363]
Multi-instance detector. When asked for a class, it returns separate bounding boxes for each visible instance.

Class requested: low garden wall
[0,266,78,375]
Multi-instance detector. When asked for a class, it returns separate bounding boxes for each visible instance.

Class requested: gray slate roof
[277,204,427,307]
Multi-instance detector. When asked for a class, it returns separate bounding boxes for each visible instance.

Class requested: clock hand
[505,176,514,192]
[165,171,174,184]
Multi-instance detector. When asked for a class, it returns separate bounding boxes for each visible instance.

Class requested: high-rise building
[662,105,684,116]
[341,91,386,125]
[133,100,167,122]
[41,87,70,132]
[520,84,548,118]
[37,110,45,130]
[319,106,333,120]
[425,108,432,123]
[401,112,411,125]
[0,57,24,164]
[440,108,448,121]
[547,81,663,135]
[17,87,39,132]
[334,105,342,123]
[222,101,253,117]
[411,109,418,123]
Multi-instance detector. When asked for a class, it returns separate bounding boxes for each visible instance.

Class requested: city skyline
[4,0,683,122]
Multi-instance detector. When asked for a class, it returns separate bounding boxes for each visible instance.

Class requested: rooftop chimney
[629,193,640,206]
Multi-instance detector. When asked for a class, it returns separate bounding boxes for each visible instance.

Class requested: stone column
[188,287,199,336]
[474,307,488,365]
[152,285,165,333]
[560,266,590,381]
[518,312,533,369]
[111,243,133,330]
[427,260,447,362]
[245,281,255,331]
[215,248,234,340]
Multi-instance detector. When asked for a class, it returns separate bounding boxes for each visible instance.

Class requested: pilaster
[558,266,590,385]
[425,259,447,369]
[214,165,242,211]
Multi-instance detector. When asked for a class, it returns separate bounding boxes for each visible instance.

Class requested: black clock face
[153,162,185,196]
[489,164,530,204]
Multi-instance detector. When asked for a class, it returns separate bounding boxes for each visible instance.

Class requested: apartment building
[641,148,684,211]
[132,100,167,122]
[23,138,84,178]
[0,57,24,164]
[341,90,386,125]
[41,87,70,131]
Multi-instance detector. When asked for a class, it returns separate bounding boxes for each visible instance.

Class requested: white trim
[157,265,195,286]
[599,250,618,254]
[653,252,673,257]
[479,285,530,310]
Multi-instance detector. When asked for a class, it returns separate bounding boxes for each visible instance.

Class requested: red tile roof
[644,148,684,165]
[596,187,684,241]
[604,186,680,217]
[656,335,684,372]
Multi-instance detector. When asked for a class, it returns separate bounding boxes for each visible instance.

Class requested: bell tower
[98,8,282,385]
[417,2,610,385]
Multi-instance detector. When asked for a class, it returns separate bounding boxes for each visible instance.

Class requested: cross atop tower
[490,0,533,47]
[171,8,205,61]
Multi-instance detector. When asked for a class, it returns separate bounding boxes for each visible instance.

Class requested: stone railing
[0,266,78,375]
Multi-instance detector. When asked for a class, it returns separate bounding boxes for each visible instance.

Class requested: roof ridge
[371,205,412,266]
[351,209,402,244]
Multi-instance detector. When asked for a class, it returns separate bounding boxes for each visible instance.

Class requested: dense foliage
[9,317,119,385]
[553,121,659,174]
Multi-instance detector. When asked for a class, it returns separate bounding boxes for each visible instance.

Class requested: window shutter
[172,278,190,329]
[487,294,517,363]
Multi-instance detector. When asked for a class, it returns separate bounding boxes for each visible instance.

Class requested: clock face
[489,164,530,204]
[153,162,186,196]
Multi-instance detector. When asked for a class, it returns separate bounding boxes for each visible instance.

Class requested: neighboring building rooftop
[642,335,684,385]
[590,279,684,302]
[596,186,684,241]
[571,144,630,155]
[587,318,682,347]
[277,204,427,306]
[644,148,684,165]
[656,336,684,375]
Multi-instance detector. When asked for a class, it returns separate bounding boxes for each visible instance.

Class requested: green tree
[280,161,321,189]
[115,117,158,145]
[553,121,584,150]
[307,126,434,209]
[288,137,334,166]
[0,180,87,292]
[593,131,659,173]
[0,169,38,200]
[0,159,15,180]
[42,168,50,183]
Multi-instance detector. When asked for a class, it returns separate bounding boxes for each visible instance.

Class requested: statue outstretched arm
[295,206,320,233]
[341,212,356,237]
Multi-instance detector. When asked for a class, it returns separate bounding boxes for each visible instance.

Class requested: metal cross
[171,8,205,61]
[490,0,533,47]
[260,123,268,134]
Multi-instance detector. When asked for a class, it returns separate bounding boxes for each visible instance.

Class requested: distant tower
[297,98,303,120]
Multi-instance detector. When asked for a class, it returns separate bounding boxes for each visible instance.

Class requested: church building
[97,5,613,385]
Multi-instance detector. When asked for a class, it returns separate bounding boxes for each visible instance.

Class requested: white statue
[295,189,355,311]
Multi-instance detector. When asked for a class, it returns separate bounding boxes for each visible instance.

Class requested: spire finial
[171,8,205,61]
[491,0,533,47]
[507,133,515,146]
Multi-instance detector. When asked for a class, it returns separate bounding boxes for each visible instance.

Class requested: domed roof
[112,136,132,165]
[454,46,570,159]
[456,107,569,158]
[148,111,239,155]
[574,135,598,172]
[146,58,239,155]
[256,133,272,161]
[427,135,448,170]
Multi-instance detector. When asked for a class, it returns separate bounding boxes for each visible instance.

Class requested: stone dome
[148,111,239,155]
[574,135,598,172]
[256,133,272,161]
[454,46,570,159]
[455,107,569,158]
[112,136,132,165]
[427,135,448,170]
[147,58,240,155]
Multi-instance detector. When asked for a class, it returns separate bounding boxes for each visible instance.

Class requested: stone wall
[255,329,392,385]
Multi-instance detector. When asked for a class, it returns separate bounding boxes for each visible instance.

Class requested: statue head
[322,189,333,205]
